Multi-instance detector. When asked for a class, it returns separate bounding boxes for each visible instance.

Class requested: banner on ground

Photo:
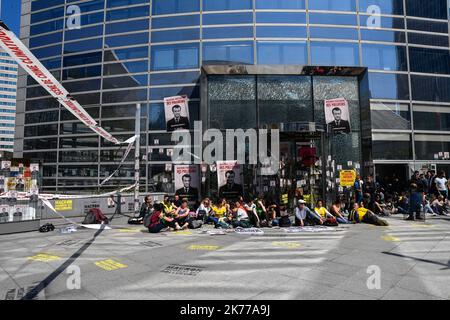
[164,95,190,132]
[324,98,351,134]
[216,161,243,200]
[0,22,123,145]
[174,165,200,202]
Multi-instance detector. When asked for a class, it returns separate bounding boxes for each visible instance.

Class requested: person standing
[354,175,363,204]
[435,171,448,199]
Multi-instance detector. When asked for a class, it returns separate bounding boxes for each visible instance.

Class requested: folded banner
[0,22,122,145]
[100,135,138,186]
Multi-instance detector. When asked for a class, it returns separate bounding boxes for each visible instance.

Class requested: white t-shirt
[236,207,249,221]
[435,177,448,191]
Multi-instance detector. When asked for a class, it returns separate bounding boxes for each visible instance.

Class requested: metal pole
[134,103,141,217]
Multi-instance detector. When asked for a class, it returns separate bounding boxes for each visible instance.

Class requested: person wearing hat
[294,200,323,226]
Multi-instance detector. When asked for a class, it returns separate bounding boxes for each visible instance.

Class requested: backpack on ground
[39,223,55,233]
[188,219,203,229]
[128,217,143,225]
[278,215,291,227]
[83,208,109,224]
[324,217,338,227]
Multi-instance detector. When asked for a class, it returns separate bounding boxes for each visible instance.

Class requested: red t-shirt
[149,211,162,228]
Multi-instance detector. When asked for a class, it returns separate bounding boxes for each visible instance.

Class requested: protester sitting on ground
[159,206,183,231]
[162,195,175,215]
[278,205,292,227]
[138,195,154,222]
[209,199,228,226]
[172,194,182,209]
[396,192,409,215]
[231,201,252,228]
[330,200,351,224]
[196,198,212,222]
[244,199,260,227]
[173,200,190,230]
[266,198,280,219]
[314,200,338,226]
[423,196,437,216]
[294,200,323,226]
[383,196,397,215]
[255,199,270,227]
[146,203,170,233]
[349,202,389,226]
[368,194,384,216]
[431,195,447,215]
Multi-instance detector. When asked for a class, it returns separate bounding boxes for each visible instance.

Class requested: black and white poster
[325,98,351,134]
[164,95,190,132]
[174,165,200,202]
[217,161,243,200]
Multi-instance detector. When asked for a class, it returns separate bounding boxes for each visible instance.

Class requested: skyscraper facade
[15,0,450,194]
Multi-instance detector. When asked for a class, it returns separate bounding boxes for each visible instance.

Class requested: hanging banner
[0,22,122,145]
[174,165,200,202]
[325,98,351,134]
[100,135,138,186]
[217,161,243,200]
[164,95,190,132]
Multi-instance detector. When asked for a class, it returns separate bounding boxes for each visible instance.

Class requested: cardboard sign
[339,170,356,187]
[55,200,73,211]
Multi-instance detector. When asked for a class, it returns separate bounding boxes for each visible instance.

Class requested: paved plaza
[1,214,449,300]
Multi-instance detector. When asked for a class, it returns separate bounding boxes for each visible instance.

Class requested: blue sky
[0,0,21,36]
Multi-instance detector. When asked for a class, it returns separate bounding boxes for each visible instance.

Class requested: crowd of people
[135,170,450,233]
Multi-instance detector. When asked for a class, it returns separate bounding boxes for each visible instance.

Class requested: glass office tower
[15,0,450,193]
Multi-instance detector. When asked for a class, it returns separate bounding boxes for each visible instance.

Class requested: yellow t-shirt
[212,205,227,218]
[314,207,327,218]
[357,207,368,221]
[163,202,173,213]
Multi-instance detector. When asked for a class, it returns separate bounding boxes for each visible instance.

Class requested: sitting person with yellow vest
[314,200,338,226]
[349,202,389,226]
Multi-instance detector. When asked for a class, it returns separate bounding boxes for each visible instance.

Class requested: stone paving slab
[0,215,449,300]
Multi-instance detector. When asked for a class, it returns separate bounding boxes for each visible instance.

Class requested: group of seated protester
[136,193,391,233]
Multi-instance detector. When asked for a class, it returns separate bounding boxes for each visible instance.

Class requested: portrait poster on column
[0,205,9,223]
[217,161,243,200]
[324,98,351,134]
[174,165,200,203]
[164,95,190,132]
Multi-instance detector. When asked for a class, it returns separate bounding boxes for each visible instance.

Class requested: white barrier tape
[0,183,137,201]
[0,22,125,145]
[100,135,137,186]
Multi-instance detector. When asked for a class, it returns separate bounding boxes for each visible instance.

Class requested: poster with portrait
[324,98,351,134]
[217,161,243,200]
[13,204,28,221]
[0,205,10,223]
[1,161,11,170]
[164,95,190,132]
[0,176,5,193]
[174,165,200,202]
[30,163,40,179]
